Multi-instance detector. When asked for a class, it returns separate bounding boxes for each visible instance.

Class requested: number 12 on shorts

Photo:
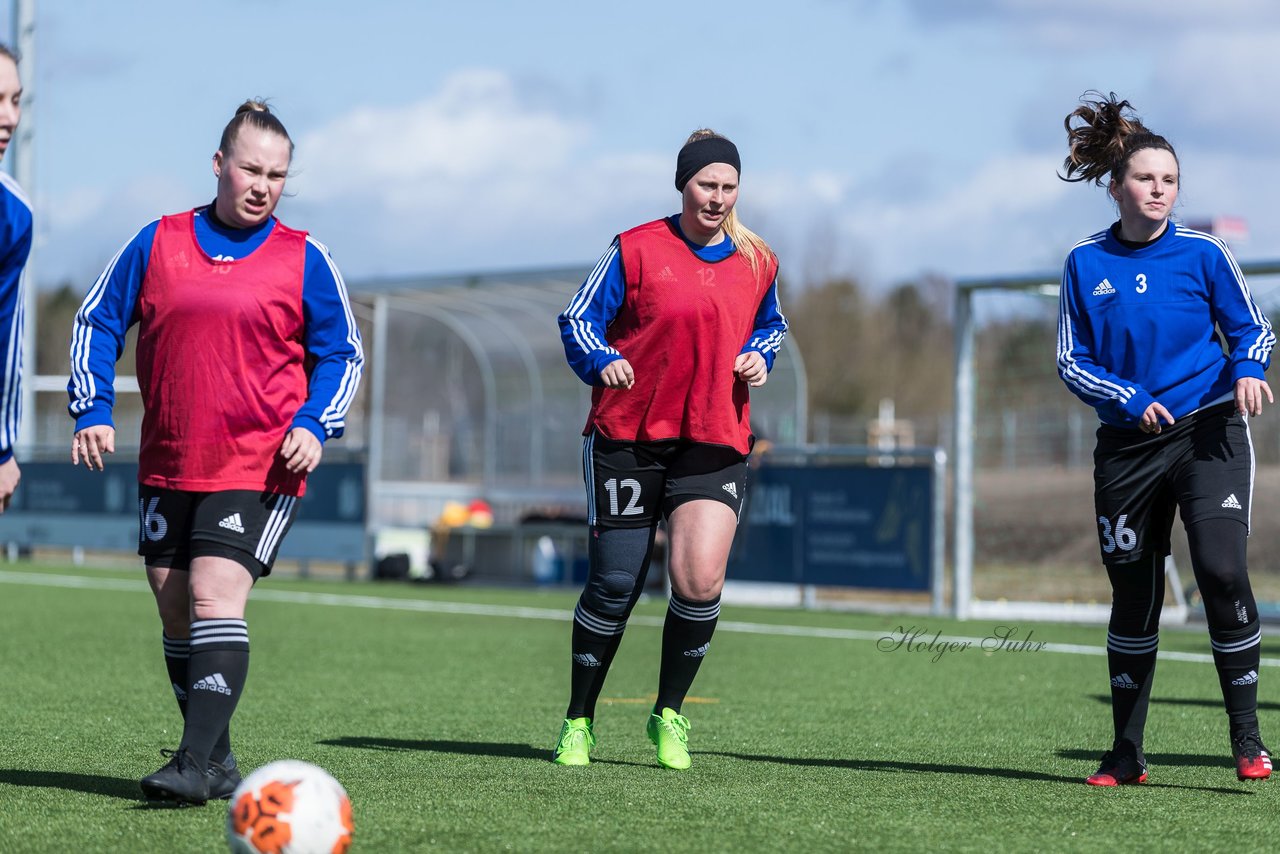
[1098,513,1137,554]
[603,477,645,516]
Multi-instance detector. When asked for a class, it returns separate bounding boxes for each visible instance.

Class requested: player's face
[1110,148,1178,230]
[212,126,292,228]
[0,56,22,163]
[681,162,739,243]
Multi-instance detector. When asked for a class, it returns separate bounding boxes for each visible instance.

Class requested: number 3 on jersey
[1098,513,1137,554]
[604,477,645,516]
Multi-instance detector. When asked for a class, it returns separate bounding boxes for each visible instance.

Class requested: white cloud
[282,68,682,275]
[294,69,590,199]
[1146,33,1280,152]
[906,0,1280,38]
[829,152,1088,282]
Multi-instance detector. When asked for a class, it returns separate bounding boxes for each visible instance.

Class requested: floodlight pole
[951,284,974,619]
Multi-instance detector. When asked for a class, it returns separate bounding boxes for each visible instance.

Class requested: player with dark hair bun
[68,99,364,805]
[554,129,787,770]
[0,43,31,513]
[1057,92,1275,786]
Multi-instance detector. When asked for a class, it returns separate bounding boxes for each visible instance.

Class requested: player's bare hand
[1139,402,1175,435]
[600,359,635,389]
[73,425,116,471]
[279,427,323,474]
[0,457,19,513]
[1235,377,1273,417]
[734,351,767,387]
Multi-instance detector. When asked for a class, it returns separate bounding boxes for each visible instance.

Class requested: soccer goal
[951,260,1280,623]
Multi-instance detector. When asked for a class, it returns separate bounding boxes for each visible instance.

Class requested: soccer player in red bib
[68,101,364,805]
[0,43,31,512]
[1057,93,1274,786]
[554,129,787,769]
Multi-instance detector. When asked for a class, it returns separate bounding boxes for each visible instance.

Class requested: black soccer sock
[567,525,656,720]
[162,633,190,719]
[1105,555,1164,751]
[655,593,721,714]
[1210,620,1262,735]
[165,631,233,765]
[1187,516,1261,736]
[567,601,626,720]
[181,619,249,770]
[1106,628,1159,751]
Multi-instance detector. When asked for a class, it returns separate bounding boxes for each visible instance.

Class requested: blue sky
[5,0,1280,291]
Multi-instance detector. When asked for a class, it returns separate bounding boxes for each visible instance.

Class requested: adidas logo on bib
[219,513,245,533]
[1222,494,1243,510]
[1092,278,1116,296]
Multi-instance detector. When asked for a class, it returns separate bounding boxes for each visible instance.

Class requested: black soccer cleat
[140,747,210,805]
[207,751,242,800]
[1232,731,1273,781]
[1085,743,1148,787]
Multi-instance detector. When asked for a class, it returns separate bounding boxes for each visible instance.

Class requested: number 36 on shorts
[1098,514,1137,554]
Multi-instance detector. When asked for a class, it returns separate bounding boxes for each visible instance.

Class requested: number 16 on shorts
[1098,513,1137,555]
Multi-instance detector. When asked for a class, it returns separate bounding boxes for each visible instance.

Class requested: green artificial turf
[1,564,1277,852]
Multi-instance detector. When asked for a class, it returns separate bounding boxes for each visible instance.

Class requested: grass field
[2,564,1279,853]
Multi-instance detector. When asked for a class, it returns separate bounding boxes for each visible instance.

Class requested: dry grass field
[973,465,1280,605]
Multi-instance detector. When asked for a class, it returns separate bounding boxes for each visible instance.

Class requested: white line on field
[1,569,1272,668]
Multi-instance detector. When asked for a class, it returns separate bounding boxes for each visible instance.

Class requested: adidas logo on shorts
[722,482,738,499]
[1092,278,1116,296]
[1110,672,1140,689]
[193,673,232,695]
[1222,494,1243,509]
[1232,670,1259,686]
[218,512,245,533]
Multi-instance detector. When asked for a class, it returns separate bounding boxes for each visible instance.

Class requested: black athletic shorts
[138,486,301,578]
[583,432,748,528]
[1093,401,1252,566]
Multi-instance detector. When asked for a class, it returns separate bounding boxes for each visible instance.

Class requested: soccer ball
[226,760,353,854]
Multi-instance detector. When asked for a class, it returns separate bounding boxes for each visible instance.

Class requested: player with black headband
[554,129,787,770]
[1057,92,1275,786]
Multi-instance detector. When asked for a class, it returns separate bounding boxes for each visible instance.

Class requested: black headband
[674,137,741,192]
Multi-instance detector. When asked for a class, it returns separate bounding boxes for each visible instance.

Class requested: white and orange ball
[226,760,353,854]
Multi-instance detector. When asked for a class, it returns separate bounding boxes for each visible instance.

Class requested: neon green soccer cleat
[647,708,692,770]
[553,717,595,766]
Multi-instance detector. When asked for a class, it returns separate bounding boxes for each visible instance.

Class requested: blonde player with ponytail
[555,129,787,770]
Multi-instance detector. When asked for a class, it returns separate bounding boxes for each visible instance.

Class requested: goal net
[952,260,1280,623]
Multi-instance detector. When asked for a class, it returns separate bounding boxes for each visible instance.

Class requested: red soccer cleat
[1232,732,1273,781]
[1085,746,1148,787]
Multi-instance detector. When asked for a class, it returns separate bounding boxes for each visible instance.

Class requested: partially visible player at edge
[67,100,364,806]
[554,129,787,770]
[0,43,31,512]
[1057,92,1275,786]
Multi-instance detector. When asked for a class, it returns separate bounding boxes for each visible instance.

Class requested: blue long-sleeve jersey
[68,206,364,443]
[0,171,31,463]
[559,215,788,386]
[1057,222,1274,427]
